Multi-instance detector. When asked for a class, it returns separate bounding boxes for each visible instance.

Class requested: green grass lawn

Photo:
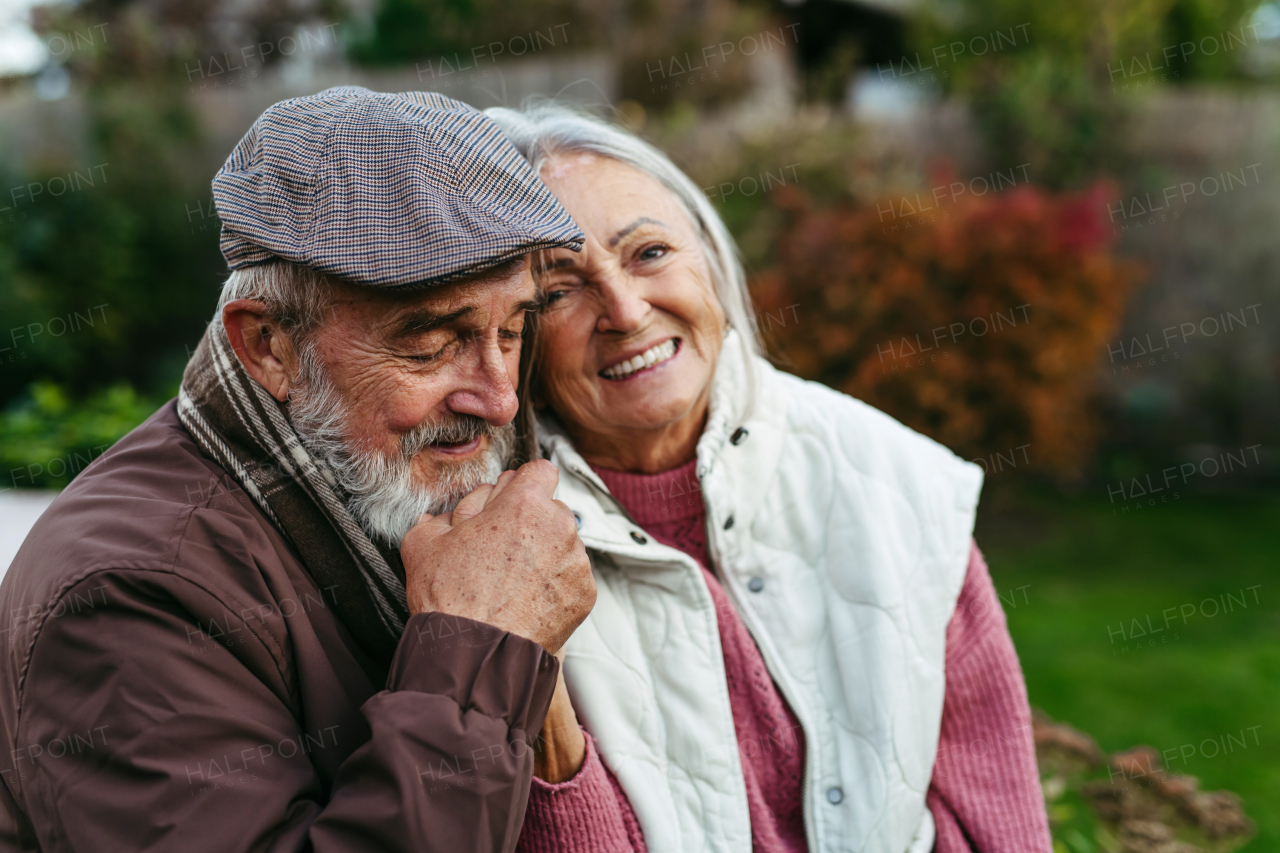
[978,489,1280,851]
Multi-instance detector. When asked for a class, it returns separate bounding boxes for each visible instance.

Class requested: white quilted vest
[543,332,983,853]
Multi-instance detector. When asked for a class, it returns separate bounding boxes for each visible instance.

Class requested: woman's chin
[591,380,702,432]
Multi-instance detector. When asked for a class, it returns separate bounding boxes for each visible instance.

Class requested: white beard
[287,346,515,547]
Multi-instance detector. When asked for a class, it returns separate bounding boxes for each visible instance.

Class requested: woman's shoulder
[763,362,950,451]
[758,359,981,491]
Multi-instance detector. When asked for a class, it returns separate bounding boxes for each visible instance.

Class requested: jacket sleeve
[927,542,1053,853]
[12,570,557,853]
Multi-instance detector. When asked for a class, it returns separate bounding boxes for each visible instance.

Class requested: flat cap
[212,86,583,287]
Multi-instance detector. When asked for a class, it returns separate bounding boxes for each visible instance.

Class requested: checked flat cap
[212,86,583,287]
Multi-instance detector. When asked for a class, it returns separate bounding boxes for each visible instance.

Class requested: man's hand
[400,459,595,653]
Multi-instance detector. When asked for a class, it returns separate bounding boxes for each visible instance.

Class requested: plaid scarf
[178,322,409,666]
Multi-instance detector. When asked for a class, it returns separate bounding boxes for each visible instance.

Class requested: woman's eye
[545,289,569,305]
[637,244,669,262]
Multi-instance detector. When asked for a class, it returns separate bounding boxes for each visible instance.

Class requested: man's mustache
[399,414,505,459]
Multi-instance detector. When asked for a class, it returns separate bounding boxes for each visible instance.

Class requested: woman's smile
[599,337,681,381]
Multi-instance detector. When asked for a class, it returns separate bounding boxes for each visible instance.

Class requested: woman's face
[533,152,726,461]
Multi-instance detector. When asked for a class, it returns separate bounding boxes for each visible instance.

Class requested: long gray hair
[485,102,763,416]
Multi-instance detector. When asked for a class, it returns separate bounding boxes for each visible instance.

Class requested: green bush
[0,381,165,490]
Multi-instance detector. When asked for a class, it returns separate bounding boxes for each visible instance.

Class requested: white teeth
[602,339,677,379]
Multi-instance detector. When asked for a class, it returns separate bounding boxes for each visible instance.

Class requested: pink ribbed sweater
[516,459,1052,853]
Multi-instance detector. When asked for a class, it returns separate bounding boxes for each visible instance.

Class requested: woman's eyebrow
[609,217,669,247]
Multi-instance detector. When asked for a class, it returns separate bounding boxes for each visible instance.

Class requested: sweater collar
[589,458,704,526]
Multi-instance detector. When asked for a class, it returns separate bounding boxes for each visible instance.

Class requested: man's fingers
[510,459,560,500]
[487,469,517,504]
[416,511,451,529]
[400,511,453,555]
[452,484,494,523]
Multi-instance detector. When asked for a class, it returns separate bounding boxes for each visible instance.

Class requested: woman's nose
[595,275,651,334]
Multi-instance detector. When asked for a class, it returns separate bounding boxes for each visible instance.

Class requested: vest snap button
[826,786,844,805]
[572,511,583,530]
[630,531,648,545]
[747,576,764,593]
[723,514,735,530]
[730,427,749,445]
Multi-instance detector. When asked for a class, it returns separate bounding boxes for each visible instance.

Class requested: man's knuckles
[513,458,559,497]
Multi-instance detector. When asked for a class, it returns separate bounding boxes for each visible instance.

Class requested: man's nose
[443,336,519,426]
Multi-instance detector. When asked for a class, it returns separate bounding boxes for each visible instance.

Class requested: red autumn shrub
[749,182,1143,480]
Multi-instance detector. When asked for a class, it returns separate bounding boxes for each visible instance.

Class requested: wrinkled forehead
[323,258,537,331]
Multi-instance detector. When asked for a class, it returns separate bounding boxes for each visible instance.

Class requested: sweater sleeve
[927,542,1053,853]
[516,730,647,853]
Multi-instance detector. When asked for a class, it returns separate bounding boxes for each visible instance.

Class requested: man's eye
[409,338,456,362]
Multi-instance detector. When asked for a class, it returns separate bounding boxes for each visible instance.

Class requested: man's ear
[222,299,297,402]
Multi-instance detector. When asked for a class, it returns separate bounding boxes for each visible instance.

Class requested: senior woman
[486,104,1053,853]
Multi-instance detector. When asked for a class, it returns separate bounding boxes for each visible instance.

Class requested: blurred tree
[910,0,1269,188]
[1,0,342,461]
[750,182,1145,481]
[348,0,593,66]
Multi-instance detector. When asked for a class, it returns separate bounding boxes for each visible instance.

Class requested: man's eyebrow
[383,306,472,339]
[513,297,544,316]
[609,217,669,247]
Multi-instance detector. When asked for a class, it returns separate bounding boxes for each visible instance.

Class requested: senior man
[0,87,596,852]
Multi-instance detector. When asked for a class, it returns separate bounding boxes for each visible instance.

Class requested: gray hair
[484,101,763,386]
[214,261,333,342]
